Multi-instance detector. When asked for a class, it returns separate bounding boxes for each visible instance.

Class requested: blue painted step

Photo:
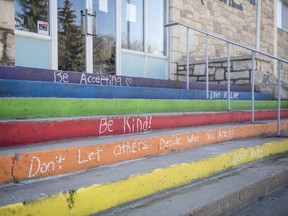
[0,79,272,100]
[0,66,252,92]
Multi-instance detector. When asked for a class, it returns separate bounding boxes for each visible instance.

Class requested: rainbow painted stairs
[0,66,288,215]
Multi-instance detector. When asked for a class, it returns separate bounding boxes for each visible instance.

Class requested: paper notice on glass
[99,0,108,13]
[127,3,136,23]
[37,20,49,35]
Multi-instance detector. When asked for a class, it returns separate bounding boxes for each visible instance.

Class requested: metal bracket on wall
[80,9,97,37]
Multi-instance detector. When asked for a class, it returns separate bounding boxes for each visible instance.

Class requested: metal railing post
[251,51,255,123]
[186,27,190,90]
[206,34,209,99]
[277,60,281,136]
[227,43,231,111]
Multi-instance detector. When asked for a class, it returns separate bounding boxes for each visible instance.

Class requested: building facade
[0,0,287,81]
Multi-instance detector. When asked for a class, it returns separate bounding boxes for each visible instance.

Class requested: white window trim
[51,0,58,70]
[15,29,51,41]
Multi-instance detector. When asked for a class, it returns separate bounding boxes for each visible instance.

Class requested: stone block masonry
[177,56,255,85]
[177,55,288,99]
[0,0,15,66]
[0,28,15,66]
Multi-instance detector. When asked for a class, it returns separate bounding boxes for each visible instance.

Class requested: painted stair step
[1,110,288,148]
[1,98,287,119]
[96,152,288,216]
[1,121,287,185]
[0,79,272,100]
[0,65,252,92]
[0,137,288,215]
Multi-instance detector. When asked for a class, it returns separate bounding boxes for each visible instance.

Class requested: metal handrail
[165,21,288,136]
[165,22,288,64]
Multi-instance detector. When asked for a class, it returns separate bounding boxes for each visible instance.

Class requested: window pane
[15,0,49,34]
[121,53,145,77]
[282,1,288,31]
[147,57,168,79]
[57,0,85,72]
[147,0,166,55]
[15,36,50,68]
[121,0,144,51]
[93,0,116,74]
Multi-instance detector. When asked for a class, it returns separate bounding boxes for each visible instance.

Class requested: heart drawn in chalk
[125,78,132,86]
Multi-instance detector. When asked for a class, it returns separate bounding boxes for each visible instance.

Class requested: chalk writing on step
[28,154,66,178]
[77,148,103,164]
[113,141,149,156]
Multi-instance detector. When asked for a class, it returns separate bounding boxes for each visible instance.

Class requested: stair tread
[96,152,288,216]
[0,136,286,207]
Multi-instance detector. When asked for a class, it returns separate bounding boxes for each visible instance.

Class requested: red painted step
[1,110,288,148]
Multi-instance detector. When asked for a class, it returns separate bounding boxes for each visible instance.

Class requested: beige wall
[0,0,15,66]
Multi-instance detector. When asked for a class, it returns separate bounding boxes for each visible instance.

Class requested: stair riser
[0,79,272,100]
[0,66,252,91]
[1,98,287,119]
[1,122,287,185]
[1,110,288,147]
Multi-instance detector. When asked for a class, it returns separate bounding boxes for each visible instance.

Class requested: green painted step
[1,98,287,119]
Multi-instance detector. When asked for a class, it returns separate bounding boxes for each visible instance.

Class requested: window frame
[278,0,288,32]
[14,0,58,69]
[121,0,168,57]
[120,0,169,78]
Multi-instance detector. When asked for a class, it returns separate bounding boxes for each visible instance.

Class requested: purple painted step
[0,66,252,92]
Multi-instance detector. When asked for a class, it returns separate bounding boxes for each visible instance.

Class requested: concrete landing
[234,185,288,216]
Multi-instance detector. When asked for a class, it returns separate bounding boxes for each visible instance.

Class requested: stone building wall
[176,55,270,85]
[260,0,274,55]
[0,0,15,66]
[169,0,277,79]
[177,55,288,99]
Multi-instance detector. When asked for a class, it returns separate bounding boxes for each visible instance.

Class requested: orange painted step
[1,121,287,185]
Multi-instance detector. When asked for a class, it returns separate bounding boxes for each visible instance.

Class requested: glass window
[15,36,50,69]
[121,0,168,79]
[121,0,144,51]
[93,0,116,74]
[147,57,168,79]
[15,0,49,34]
[122,53,145,77]
[57,0,85,72]
[147,0,166,55]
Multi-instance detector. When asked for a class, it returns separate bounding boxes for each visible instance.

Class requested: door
[57,0,116,74]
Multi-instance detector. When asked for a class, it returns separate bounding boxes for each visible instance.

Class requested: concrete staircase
[0,66,288,215]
